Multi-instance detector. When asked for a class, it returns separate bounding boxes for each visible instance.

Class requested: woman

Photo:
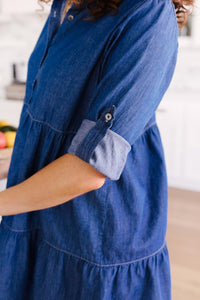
[0,0,194,299]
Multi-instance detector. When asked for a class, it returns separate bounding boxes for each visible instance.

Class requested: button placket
[62,5,76,24]
[67,14,74,21]
[48,4,78,47]
[28,79,37,104]
[27,3,62,104]
[27,2,79,104]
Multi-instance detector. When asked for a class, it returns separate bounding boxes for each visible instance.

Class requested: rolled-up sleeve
[68,0,179,180]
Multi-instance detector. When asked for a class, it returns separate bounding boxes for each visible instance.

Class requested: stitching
[41,236,166,267]
[1,220,41,232]
[138,121,157,138]
[26,108,77,135]
[1,220,166,267]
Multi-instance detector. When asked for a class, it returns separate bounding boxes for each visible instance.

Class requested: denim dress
[0,0,179,299]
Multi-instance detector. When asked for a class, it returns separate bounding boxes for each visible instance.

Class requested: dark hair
[173,0,195,30]
[39,0,195,31]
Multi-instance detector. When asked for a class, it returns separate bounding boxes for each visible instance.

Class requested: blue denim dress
[0,0,179,299]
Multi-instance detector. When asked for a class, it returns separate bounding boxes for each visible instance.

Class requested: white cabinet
[157,98,184,181]
[156,42,200,192]
[0,99,23,126]
[183,101,200,187]
[156,91,200,191]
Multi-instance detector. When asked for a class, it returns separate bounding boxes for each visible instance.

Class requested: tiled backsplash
[0,12,49,98]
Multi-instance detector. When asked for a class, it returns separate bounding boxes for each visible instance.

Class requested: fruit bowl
[0,120,17,156]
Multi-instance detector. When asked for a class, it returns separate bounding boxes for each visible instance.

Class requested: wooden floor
[167,187,200,300]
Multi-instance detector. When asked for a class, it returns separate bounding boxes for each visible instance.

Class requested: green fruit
[0,125,17,133]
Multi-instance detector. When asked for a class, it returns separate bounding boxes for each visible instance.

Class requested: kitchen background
[0,0,200,299]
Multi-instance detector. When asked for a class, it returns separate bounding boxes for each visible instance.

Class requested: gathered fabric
[0,0,179,298]
[0,220,171,300]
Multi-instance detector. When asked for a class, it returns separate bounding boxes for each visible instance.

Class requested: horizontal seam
[26,108,77,135]
[1,220,41,233]
[41,236,166,267]
[138,121,157,138]
[1,220,166,267]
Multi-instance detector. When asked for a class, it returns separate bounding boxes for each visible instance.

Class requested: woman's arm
[0,153,106,216]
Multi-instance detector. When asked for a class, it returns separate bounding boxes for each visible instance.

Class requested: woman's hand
[0,157,11,180]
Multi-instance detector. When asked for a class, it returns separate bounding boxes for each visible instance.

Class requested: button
[53,10,57,18]
[105,113,112,122]
[67,14,74,21]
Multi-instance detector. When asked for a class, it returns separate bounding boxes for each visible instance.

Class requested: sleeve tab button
[105,113,113,122]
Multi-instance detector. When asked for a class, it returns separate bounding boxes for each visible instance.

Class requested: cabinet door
[157,93,200,191]
[183,101,200,188]
[156,98,185,184]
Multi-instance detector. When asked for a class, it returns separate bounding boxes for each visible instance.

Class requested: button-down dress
[0,0,179,298]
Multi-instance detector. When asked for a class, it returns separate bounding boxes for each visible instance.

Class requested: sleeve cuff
[67,119,131,180]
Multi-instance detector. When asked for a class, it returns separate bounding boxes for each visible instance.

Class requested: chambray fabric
[0,0,179,299]
[68,118,132,180]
